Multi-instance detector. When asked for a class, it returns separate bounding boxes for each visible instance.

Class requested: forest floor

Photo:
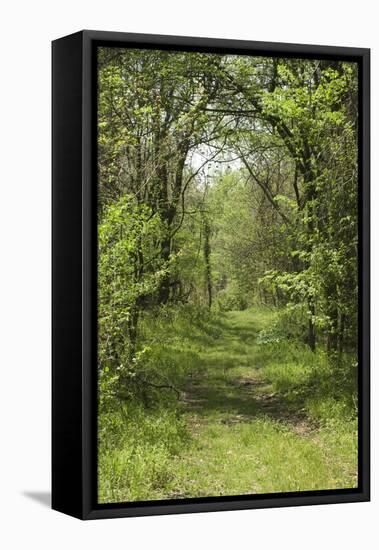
[98,308,358,503]
[167,309,358,498]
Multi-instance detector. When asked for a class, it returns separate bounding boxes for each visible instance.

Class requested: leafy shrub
[217,288,249,312]
[256,326,285,345]
[273,304,310,342]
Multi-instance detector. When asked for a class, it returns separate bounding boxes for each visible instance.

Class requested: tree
[98,195,169,404]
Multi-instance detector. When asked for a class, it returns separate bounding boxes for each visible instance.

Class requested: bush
[216,288,249,312]
[273,304,310,341]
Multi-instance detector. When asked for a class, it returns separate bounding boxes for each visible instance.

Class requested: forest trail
[182,310,312,434]
[168,309,355,498]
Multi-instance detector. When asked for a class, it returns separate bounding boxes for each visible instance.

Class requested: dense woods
[97,48,358,503]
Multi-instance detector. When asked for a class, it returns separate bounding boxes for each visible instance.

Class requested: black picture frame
[52,30,370,520]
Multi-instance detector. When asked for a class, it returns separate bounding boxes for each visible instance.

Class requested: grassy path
[167,309,357,498]
[98,308,357,503]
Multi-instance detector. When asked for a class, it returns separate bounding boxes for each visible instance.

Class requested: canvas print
[96,47,359,504]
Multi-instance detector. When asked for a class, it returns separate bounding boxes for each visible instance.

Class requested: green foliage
[257,337,357,424]
[99,309,357,501]
[217,284,249,312]
[98,195,170,407]
[98,402,188,503]
[96,50,359,501]
[256,304,310,344]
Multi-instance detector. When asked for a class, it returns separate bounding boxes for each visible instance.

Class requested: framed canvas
[52,30,370,520]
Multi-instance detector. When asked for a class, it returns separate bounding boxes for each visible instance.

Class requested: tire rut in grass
[181,369,317,438]
[237,374,318,436]
[180,310,317,438]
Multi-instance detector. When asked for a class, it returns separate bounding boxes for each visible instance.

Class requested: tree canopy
[98,49,358,385]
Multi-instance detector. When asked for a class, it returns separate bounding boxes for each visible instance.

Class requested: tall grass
[255,333,358,485]
[98,305,212,503]
[98,402,188,503]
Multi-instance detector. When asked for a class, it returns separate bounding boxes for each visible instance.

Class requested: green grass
[170,419,356,497]
[98,403,189,503]
[98,307,358,503]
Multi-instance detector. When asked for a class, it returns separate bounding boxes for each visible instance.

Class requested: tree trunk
[338,313,346,355]
[158,236,171,304]
[128,306,139,360]
[203,216,212,309]
[307,300,316,352]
